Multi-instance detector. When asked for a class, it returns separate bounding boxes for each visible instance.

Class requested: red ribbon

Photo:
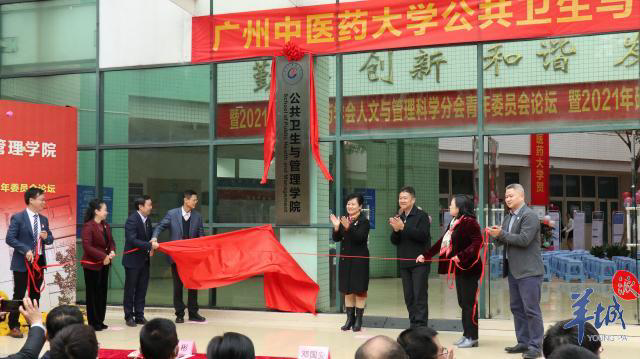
[260,45,333,184]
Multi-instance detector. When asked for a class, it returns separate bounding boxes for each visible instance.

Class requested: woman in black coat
[330,193,370,332]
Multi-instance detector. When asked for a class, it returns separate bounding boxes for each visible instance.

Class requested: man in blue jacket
[122,195,158,327]
[152,189,206,323]
[6,187,54,338]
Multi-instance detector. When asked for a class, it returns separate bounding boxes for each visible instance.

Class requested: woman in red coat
[417,194,483,349]
[81,198,116,331]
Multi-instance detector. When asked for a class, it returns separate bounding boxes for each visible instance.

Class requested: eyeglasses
[437,347,448,357]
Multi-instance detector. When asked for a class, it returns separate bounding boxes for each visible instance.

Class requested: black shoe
[522,350,541,359]
[353,308,364,332]
[176,316,184,323]
[126,319,136,327]
[92,324,103,332]
[341,307,355,331]
[505,344,528,353]
[135,317,147,325]
[100,324,108,330]
[188,313,206,322]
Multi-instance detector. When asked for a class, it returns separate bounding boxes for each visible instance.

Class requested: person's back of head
[50,324,98,359]
[206,332,255,359]
[46,305,84,341]
[140,318,179,359]
[543,320,601,357]
[548,344,599,359]
[355,335,408,359]
[396,327,439,359]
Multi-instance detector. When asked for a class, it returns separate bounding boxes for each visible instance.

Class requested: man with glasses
[6,187,54,339]
[397,327,455,359]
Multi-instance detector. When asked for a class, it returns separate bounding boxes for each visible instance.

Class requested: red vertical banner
[530,134,549,206]
[0,100,77,310]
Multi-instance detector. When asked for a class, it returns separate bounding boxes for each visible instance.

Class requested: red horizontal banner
[193,0,640,62]
[216,79,640,137]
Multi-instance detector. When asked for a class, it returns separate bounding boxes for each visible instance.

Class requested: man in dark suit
[122,195,158,327]
[0,298,46,359]
[151,190,206,323]
[5,187,54,338]
[389,186,431,328]
[489,183,544,359]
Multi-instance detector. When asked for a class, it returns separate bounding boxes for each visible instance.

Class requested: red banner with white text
[0,100,77,311]
[216,79,640,137]
[193,0,640,62]
[530,133,549,206]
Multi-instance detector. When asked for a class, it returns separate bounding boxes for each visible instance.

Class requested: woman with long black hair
[81,198,116,331]
[417,194,483,348]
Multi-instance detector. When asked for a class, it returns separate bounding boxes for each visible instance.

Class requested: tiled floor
[1,306,637,358]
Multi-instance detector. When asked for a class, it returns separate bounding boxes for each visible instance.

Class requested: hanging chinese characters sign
[530,133,549,206]
[192,0,639,63]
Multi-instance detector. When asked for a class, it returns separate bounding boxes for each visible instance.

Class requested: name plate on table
[178,340,197,358]
[298,346,330,359]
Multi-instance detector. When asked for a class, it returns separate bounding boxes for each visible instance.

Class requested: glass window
[582,176,596,197]
[1,74,97,145]
[439,169,449,194]
[598,176,618,199]
[452,170,473,195]
[566,175,580,197]
[0,0,97,75]
[550,174,563,197]
[484,33,640,132]
[104,66,210,144]
[341,46,477,135]
[505,172,521,188]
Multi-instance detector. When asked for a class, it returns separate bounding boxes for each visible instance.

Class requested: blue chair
[543,260,552,282]
[593,259,617,283]
[562,259,586,282]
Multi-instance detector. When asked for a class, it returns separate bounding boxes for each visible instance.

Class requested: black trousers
[399,265,428,327]
[84,266,110,328]
[123,263,150,320]
[455,273,480,340]
[171,264,199,317]
[9,264,44,330]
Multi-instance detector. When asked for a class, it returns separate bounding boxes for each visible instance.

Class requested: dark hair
[452,194,476,219]
[548,344,599,359]
[46,305,84,341]
[397,327,439,359]
[134,195,152,211]
[24,187,45,205]
[184,189,198,199]
[50,324,98,359]
[543,319,601,357]
[399,186,416,198]
[207,332,255,359]
[83,198,106,223]
[355,335,408,359]
[140,318,179,359]
[345,193,364,207]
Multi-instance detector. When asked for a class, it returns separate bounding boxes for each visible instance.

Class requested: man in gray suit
[488,183,544,359]
[152,189,206,323]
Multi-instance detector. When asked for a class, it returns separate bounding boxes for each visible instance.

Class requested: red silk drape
[157,225,319,314]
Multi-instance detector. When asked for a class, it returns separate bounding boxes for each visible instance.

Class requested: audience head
[49,324,98,359]
[543,319,601,357]
[206,332,255,359]
[46,305,84,341]
[140,318,179,359]
[397,327,442,359]
[355,335,408,359]
[548,344,599,359]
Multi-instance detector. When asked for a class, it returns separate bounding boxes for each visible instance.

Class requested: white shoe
[453,336,466,346]
[458,338,479,348]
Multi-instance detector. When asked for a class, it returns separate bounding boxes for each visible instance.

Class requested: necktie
[32,214,39,254]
